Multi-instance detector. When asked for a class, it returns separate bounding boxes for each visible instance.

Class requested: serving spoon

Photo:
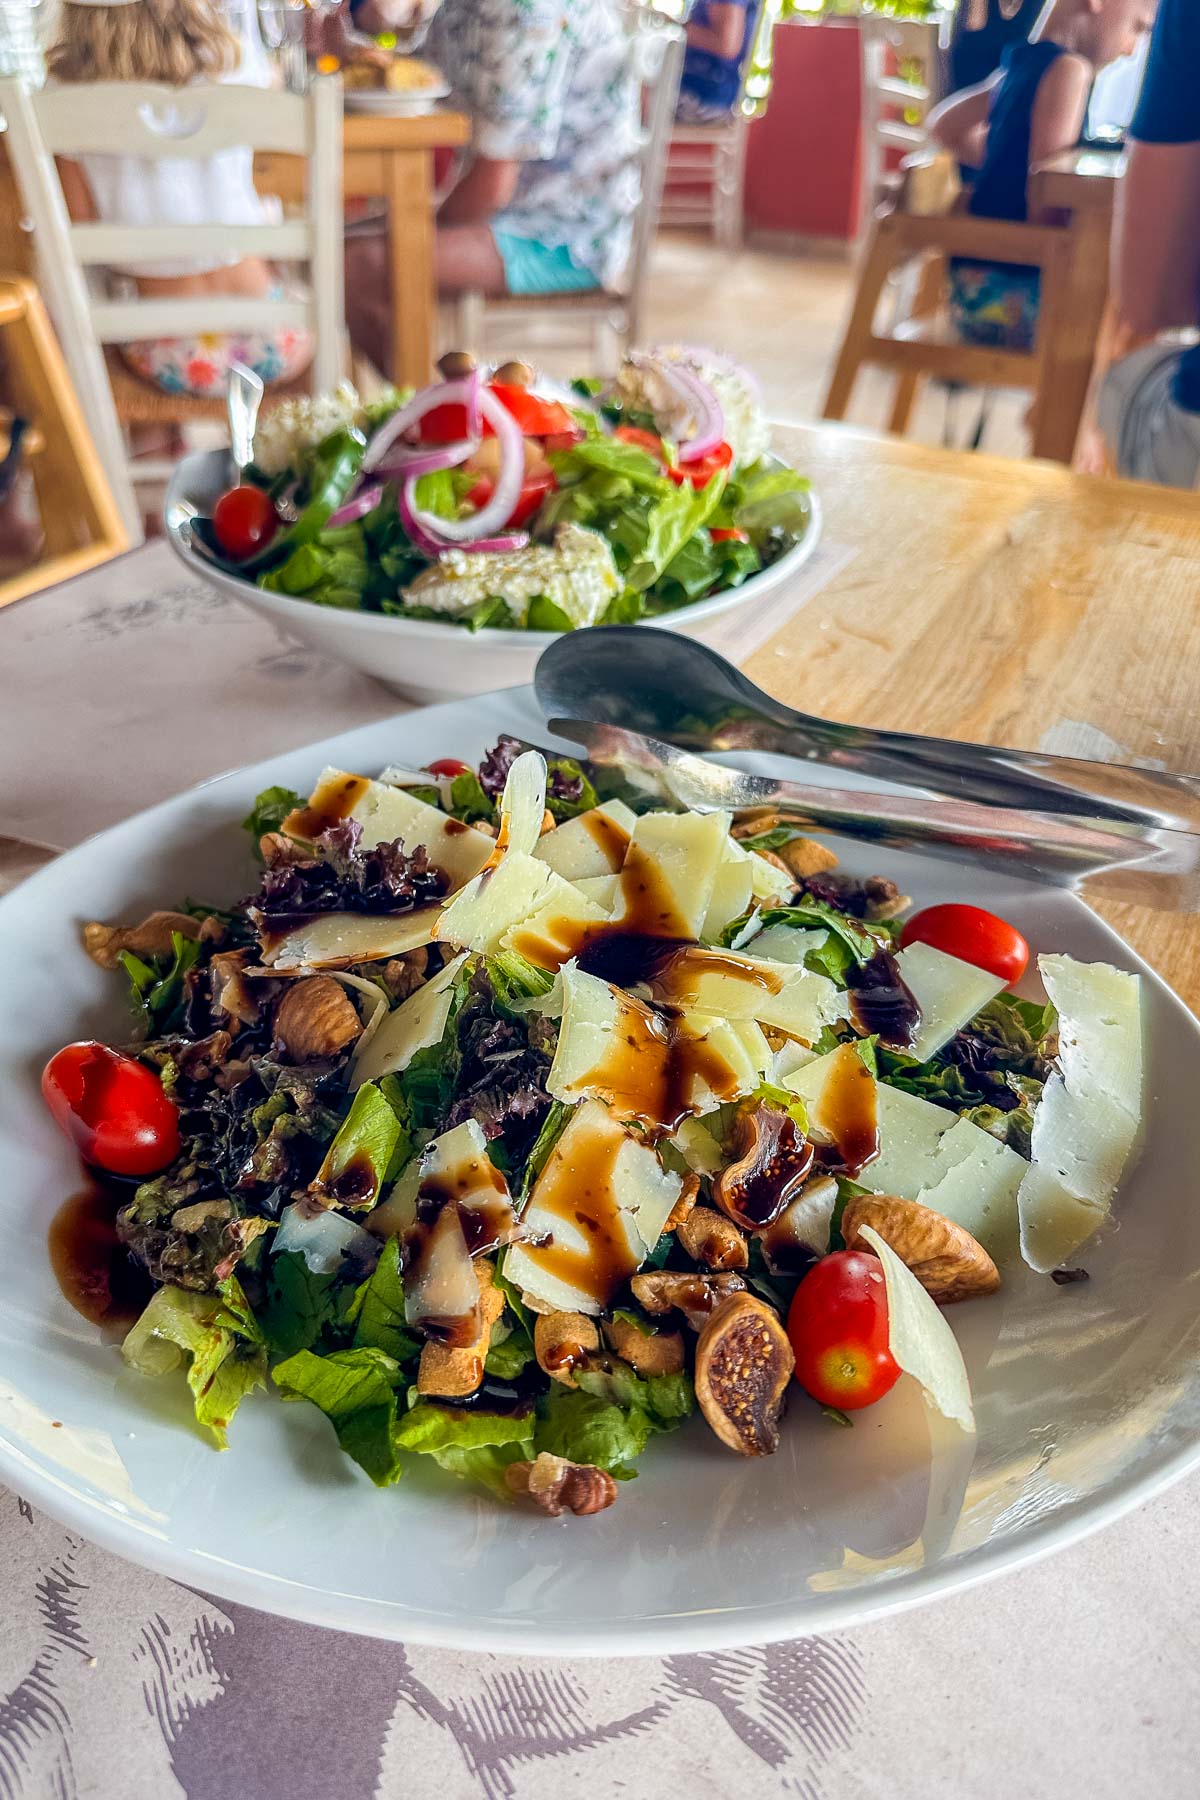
[534,626,1200,834]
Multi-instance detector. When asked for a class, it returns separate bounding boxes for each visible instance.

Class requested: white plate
[3,689,1200,1655]
[164,450,823,703]
[343,84,450,114]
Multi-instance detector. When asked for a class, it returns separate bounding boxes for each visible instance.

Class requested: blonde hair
[48,0,240,86]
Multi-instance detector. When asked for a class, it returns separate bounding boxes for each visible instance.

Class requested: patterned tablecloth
[2,544,1198,1800]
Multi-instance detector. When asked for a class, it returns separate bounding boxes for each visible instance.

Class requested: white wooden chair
[0,74,344,541]
[859,13,952,222]
[453,23,684,372]
[659,0,782,252]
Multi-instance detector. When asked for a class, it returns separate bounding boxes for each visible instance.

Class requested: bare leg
[436,225,508,296]
[344,226,392,376]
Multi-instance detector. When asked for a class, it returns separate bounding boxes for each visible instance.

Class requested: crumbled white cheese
[253,382,361,477]
[402,522,620,627]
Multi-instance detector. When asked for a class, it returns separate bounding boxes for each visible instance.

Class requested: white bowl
[164,449,823,702]
[4,688,1200,1654]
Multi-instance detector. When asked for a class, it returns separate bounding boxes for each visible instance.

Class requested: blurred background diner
[0,0,1189,584]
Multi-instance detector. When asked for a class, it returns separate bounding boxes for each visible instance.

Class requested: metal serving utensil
[547,718,1200,913]
[534,626,1200,833]
[227,360,264,480]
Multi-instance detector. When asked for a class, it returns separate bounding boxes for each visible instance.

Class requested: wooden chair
[859,13,952,221]
[822,201,1077,456]
[660,0,782,252]
[0,74,344,542]
[453,23,684,371]
[0,274,127,608]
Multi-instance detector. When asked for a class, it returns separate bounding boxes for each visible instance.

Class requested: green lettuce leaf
[122,1280,267,1449]
[393,1402,534,1495]
[731,461,812,546]
[483,1323,536,1381]
[256,1250,356,1358]
[486,949,556,1014]
[544,756,599,821]
[747,1079,809,1134]
[573,1362,694,1431]
[447,770,495,822]
[272,1345,404,1486]
[350,1236,421,1365]
[118,930,204,1036]
[242,785,304,849]
[315,1081,402,1210]
[534,1386,655,1479]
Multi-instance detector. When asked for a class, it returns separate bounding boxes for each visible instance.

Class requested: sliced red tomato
[613,425,733,488]
[899,902,1029,987]
[465,466,556,529]
[787,1251,901,1412]
[211,484,277,560]
[42,1042,181,1178]
[613,424,666,457]
[710,526,749,543]
[425,757,473,779]
[419,384,577,444]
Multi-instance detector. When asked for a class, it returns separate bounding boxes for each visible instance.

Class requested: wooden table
[1029,147,1123,464]
[257,107,470,387]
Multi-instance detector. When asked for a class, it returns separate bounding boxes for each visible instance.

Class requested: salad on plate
[43,743,1144,1516]
[194,346,814,632]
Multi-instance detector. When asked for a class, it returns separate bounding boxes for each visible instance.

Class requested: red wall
[744,21,864,242]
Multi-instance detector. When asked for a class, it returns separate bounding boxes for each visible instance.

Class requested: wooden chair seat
[104,351,311,426]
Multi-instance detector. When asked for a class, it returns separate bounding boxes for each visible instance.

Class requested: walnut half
[841,1195,1000,1304]
[273,975,363,1063]
[505,1452,618,1517]
[83,909,203,970]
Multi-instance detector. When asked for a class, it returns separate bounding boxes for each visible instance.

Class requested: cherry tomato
[899,902,1029,987]
[613,424,666,457]
[612,426,734,487]
[710,526,749,543]
[425,757,473,778]
[211,484,278,560]
[42,1042,181,1178]
[419,384,577,444]
[787,1251,901,1412]
[465,466,557,528]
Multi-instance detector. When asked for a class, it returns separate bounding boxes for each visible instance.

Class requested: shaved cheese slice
[742,922,829,966]
[285,767,493,887]
[434,853,557,953]
[748,849,795,903]
[671,1114,726,1176]
[641,943,843,1046]
[261,905,441,971]
[505,1099,682,1314]
[894,942,1005,1063]
[858,1224,975,1433]
[497,750,547,858]
[502,882,609,971]
[533,800,636,881]
[275,1204,376,1274]
[701,838,754,942]
[350,952,468,1087]
[1018,954,1143,1272]
[573,874,620,910]
[612,809,732,939]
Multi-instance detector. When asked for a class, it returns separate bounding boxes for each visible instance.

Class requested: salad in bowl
[42,741,1144,1516]
[187,346,814,635]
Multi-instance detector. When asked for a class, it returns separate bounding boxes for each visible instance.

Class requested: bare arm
[926,78,997,169]
[1025,52,1092,222]
[56,157,96,224]
[686,3,746,60]
[437,154,519,228]
[1113,138,1200,333]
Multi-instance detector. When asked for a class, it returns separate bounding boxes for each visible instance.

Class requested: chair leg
[457,289,485,358]
[887,251,944,435]
[714,132,746,252]
[822,217,898,421]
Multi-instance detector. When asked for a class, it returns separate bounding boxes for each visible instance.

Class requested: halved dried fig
[695,1293,794,1456]
[713,1103,814,1230]
[841,1195,1000,1304]
[630,1269,747,1333]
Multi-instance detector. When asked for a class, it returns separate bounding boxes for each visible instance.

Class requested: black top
[968,40,1069,224]
[1130,0,1200,411]
[948,0,1045,93]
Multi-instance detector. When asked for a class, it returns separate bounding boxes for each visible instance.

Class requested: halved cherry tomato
[211,484,278,560]
[612,425,734,487]
[465,466,556,528]
[42,1042,181,1178]
[710,526,749,543]
[419,384,577,444]
[425,757,473,779]
[787,1250,901,1412]
[899,902,1029,987]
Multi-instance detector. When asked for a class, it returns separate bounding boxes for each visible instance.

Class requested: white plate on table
[343,84,451,114]
[165,450,823,703]
[2,688,1200,1655]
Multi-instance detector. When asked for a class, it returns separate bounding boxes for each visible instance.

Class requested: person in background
[945,0,1046,95]
[927,0,1155,352]
[47,0,312,399]
[346,0,640,375]
[1098,0,1200,485]
[676,1,757,124]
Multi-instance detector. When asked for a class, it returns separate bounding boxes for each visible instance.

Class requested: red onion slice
[361,368,483,473]
[628,351,724,464]
[397,484,454,558]
[404,386,525,545]
[328,481,385,527]
[373,436,479,481]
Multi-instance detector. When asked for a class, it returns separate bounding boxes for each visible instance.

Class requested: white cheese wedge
[701,838,755,942]
[497,750,547,858]
[275,1205,376,1274]
[573,874,620,911]
[641,944,842,1045]
[670,1114,726,1177]
[1018,955,1143,1273]
[740,922,830,967]
[261,905,442,971]
[286,767,493,888]
[533,800,636,882]
[502,882,610,971]
[434,853,557,954]
[858,1224,975,1433]
[350,952,468,1087]
[894,942,1005,1063]
[505,1099,682,1314]
[748,850,795,903]
[611,808,732,940]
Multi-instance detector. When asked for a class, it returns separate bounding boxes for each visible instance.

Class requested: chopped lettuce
[534,1386,654,1479]
[256,1250,357,1358]
[393,1402,534,1495]
[483,1321,536,1381]
[316,1081,402,1209]
[350,1236,420,1365]
[122,1279,267,1449]
[119,930,204,1035]
[725,901,882,983]
[272,1345,404,1486]
[447,770,495,823]
[486,949,556,1015]
[242,785,305,850]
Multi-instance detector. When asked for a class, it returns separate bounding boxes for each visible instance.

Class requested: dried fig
[695,1293,794,1456]
[841,1195,1000,1304]
[713,1103,814,1230]
[630,1269,747,1333]
[676,1204,749,1271]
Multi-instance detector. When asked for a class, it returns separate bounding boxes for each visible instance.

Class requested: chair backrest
[623,21,685,341]
[0,74,344,536]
